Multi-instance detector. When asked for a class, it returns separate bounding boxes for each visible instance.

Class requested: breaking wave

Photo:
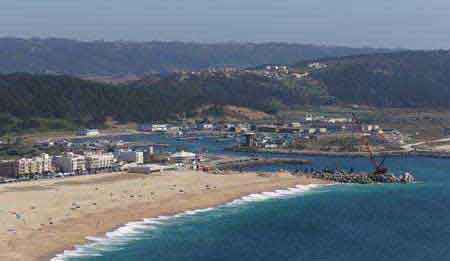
[51,183,329,261]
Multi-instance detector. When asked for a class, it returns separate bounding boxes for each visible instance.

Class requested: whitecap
[52,183,329,260]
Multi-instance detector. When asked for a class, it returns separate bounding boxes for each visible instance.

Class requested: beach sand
[0,170,330,261]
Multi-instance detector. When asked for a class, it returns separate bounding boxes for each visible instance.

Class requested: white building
[308,62,327,70]
[308,128,317,134]
[363,125,381,132]
[115,150,144,164]
[78,129,100,136]
[15,153,52,176]
[327,118,352,124]
[292,72,309,79]
[319,128,328,134]
[201,124,215,130]
[54,153,86,173]
[128,164,177,174]
[289,122,302,128]
[85,152,116,171]
[170,151,197,163]
[224,124,236,131]
[151,124,168,132]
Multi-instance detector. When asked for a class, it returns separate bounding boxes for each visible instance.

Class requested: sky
[1,0,450,49]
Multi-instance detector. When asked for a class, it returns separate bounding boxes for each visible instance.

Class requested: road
[402,137,450,152]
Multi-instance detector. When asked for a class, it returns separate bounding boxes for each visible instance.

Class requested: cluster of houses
[249,63,327,80]
[136,114,399,142]
[237,115,403,149]
[0,146,199,181]
[138,122,252,134]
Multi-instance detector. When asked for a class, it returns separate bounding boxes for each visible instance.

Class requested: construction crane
[351,113,388,176]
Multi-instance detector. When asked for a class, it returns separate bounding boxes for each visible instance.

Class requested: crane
[351,113,388,176]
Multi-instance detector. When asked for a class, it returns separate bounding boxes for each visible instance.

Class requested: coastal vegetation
[0,72,329,135]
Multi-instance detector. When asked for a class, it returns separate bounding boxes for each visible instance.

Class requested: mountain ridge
[0,37,393,76]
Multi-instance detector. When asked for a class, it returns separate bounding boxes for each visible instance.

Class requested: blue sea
[55,135,450,261]
[2,0,450,49]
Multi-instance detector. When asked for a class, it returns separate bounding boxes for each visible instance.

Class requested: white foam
[52,183,328,260]
[143,219,163,225]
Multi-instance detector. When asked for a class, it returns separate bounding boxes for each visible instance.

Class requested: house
[151,124,168,132]
[265,144,278,149]
[138,124,168,132]
[362,125,381,132]
[242,133,257,147]
[308,62,327,70]
[327,118,352,124]
[289,122,302,128]
[223,124,236,131]
[308,128,317,134]
[169,151,197,163]
[37,140,55,148]
[305,114,314,122]
[201,123,215,130]
[78,129,100,136]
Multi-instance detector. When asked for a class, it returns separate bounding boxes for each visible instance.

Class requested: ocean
[52,139,450,261]
[54,151,450,261]
[2,0,450,49]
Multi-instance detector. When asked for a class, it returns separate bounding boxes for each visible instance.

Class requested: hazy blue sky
[1,0,449,49]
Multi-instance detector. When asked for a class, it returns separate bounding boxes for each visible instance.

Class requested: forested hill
[299,50,450,108]
[0,38,390,76]
[0,72,325,133]
[3,50,450,134]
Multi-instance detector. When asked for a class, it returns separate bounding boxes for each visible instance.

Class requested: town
[1,108,440,184]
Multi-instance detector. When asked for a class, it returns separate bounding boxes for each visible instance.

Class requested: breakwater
[214,158,310,171]
[297,171,415,184]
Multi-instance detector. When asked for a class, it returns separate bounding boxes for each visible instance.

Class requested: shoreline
[0,170,331,261]
[50,182,328,261]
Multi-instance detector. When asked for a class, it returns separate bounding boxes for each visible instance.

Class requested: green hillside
[0,38,390,76]
[3,50,450,134]
[302,51,450,108]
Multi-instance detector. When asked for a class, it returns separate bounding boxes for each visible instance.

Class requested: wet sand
[0,170,330,261]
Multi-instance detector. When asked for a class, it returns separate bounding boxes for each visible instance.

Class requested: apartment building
[54,153,86,173]
[0,160,16,178]
[85,152,116,171]
[15,153,52,177]
[115,150,144,164]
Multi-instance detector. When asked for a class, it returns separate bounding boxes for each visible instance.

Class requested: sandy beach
[0,170,330,261]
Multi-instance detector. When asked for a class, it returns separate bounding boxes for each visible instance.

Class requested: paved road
[402,137,450,151]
